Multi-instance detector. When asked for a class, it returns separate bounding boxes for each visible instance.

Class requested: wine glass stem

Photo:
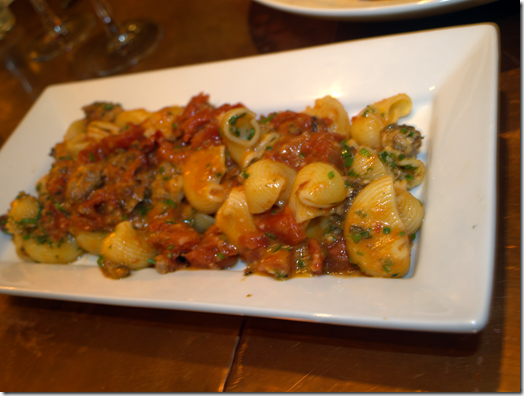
[29,0,64,36]
[90,0,124,38]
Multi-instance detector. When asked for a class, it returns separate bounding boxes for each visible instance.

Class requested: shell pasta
[1,93,425,280]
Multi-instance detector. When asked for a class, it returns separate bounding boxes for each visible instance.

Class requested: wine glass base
[27,13,95,62]
[78,20,163,77]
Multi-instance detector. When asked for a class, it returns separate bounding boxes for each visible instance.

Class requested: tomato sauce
[6,93,364,281]
[262,111,345,171]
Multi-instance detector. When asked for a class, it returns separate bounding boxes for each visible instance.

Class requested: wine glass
[0,0,16,41]
[75,0,163,77]
[27,0,95,62]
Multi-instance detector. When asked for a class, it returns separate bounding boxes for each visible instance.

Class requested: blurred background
[0,0,520,392]
[0,0,518,148]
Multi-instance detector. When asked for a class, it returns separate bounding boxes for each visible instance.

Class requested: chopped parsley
[382,258,394,273]
[359,148,371,157]
[259,113,276,124]
[229,113,246,125]
[17,217,39,225]
[164,199,177,208]
[247,128,256,140]
[54,203,70,217]
[362,106,375,117]
[350,228,372,243]
[379,151,397,169]
[355,210,367,219]
[345,156,354,168]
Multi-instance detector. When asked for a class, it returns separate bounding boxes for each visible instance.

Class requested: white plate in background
[0,24,499,332]
[253,0,498,21]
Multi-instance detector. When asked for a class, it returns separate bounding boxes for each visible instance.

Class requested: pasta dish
[0,93,425,280]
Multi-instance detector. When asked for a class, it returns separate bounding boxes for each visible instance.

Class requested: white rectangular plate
[0,24,499,332]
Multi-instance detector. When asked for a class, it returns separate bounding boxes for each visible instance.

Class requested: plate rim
[252,0,499,21]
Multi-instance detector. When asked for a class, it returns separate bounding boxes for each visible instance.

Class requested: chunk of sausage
[65,163,103,203]
[380,124,422,157]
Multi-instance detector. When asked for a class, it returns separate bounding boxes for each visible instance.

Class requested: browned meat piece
[65,163,104,203]
[98,257,131,279]
[154,255,189,274]
[102,150,147,184]
[82,102,123,123]
[380,124,423,157]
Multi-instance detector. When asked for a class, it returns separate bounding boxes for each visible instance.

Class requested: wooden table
[0,0,519,392]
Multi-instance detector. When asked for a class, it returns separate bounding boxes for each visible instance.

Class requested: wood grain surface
[0,0,519,391]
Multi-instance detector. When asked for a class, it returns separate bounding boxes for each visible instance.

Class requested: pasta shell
[24,234,84,264]
[87,120,120,138]
[350,94,412,150]
[101,221,157,270]
[147,106,184,140]
[226,141,251,169]
[165,175,185,203]
[296,163,346,208]
[182,145,227,214]
[396,191,425,236]
[74,230,110,254]
[289,163,347,223]
[231,131,280,170]
[221,108,261,147]
[221,107,262,168]
[344,175,411,278]
[215,186,257,246]
[115,108,152,129]
[303,96,351,138]
[193,212,216,234]
[376,94,412,125]
[35,175,49,197]
[397,158,426,189]
[64,119,86,141]
[244,159,297,213]
[65,133,91,157]
[6,193,40,235]
[250,131,280,160]
[13,233,32,262]
[351,146,390,182]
